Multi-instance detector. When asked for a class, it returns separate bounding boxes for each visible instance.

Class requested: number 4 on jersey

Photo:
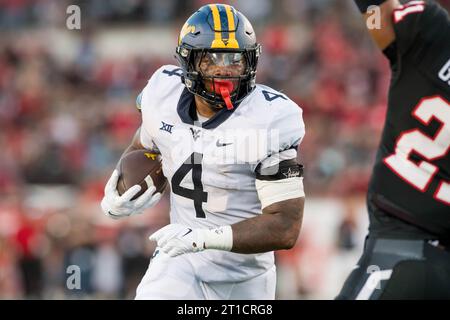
[384,96,450,205]
[171,152,208,218]
[262,90,287,102]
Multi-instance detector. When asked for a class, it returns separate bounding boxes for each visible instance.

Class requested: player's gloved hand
[101,169,162,219]
[149,223,233,257]
[149,224,205,257]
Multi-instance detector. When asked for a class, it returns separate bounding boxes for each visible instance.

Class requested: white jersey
[138,65,305,282]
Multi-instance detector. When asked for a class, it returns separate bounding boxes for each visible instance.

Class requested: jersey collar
[177,88,241,129]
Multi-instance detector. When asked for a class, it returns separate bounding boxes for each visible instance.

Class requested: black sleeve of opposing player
[392,1,449,57]
[383,41,397,63]
[256,159,304,181]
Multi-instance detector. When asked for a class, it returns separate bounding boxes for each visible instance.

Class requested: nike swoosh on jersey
[216,140,233,147]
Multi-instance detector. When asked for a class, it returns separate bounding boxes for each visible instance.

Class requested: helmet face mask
[176,4,261,110]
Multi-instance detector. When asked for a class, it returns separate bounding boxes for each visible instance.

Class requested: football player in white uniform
[101,3,306,300]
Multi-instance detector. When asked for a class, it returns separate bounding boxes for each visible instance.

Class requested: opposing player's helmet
[176,4,261,110]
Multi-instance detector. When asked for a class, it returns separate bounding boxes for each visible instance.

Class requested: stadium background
[1,0,448,299]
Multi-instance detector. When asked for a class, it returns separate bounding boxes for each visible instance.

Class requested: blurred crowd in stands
[1,0,449,299]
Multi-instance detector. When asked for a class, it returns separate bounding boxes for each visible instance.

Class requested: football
[116,150,167,200]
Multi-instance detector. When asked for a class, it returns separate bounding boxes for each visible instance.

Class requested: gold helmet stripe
[209,4,239,49]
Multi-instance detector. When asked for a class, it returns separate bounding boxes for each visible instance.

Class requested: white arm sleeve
[256,177,305,210]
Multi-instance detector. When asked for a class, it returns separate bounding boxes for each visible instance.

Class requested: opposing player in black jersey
[337,0,450,299]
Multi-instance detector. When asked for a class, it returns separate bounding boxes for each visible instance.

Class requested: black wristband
[354,0,388,13]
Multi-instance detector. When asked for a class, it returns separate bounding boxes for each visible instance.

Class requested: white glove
[149,224,205,257]
[100,169,162,219]
[149,223,233,258]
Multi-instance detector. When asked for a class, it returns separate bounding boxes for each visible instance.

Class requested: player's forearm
[119,127,146,161]
[230,198,304,254]
[121,143,141,159]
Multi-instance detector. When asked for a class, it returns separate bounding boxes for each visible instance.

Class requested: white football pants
[135,251,276,300]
